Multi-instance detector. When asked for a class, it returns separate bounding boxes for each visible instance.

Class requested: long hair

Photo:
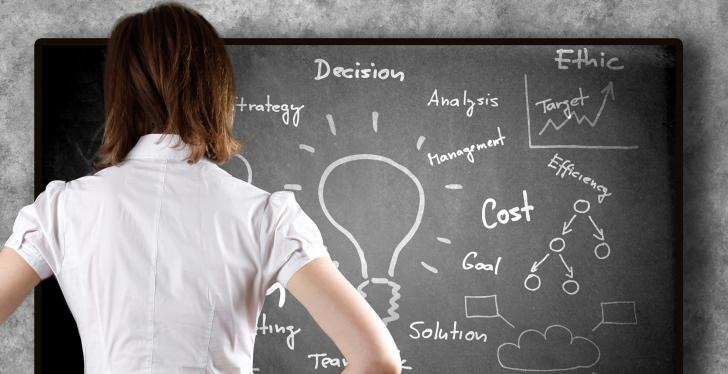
[93,1,242,171]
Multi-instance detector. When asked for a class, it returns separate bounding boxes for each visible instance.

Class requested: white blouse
[3,133,331,373]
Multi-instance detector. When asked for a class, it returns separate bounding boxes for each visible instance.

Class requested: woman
[0,2,402,373]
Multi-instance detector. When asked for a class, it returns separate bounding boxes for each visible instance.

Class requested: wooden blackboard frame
[32,37,683,373]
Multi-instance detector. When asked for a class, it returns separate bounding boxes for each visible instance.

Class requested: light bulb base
[356,277,401,325]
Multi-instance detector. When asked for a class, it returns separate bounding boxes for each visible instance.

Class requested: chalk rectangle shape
[601,301,637,324]
[465,295,499,318]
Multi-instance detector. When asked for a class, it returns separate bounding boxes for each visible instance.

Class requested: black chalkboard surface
[35,39,682,373]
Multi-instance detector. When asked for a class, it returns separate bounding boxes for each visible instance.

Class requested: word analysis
[313,58,405,82]
[427,126,506,166]
[427,88,499,117]
[235,95,304,127]
[547,153,612,203]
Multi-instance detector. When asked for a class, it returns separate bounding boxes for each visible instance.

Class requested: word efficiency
[313,58,405,82]
[482,190,534,230]
[547,153,612,203]
[427,88,499,117]
[235,95,304,127]
[554,48,624,70]
[427,126,506,166]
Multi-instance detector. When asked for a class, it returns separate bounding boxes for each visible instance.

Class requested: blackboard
[36,39,682,373]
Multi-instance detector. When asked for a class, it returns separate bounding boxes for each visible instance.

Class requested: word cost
[482,190,534,230]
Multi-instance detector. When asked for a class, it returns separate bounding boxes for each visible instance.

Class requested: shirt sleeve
[258,190,331,289]
[3,180,67,280]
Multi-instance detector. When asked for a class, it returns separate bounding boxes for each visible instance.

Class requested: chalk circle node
[595,242,611,260]
[562,279,580,295]
[573,199,590,214]
[549,237,566,253]
[524,274,541,292]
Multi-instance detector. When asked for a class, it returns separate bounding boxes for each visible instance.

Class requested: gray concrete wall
[0,0,723,372]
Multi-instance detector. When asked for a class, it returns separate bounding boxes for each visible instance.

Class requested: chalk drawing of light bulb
[318,154,425,325]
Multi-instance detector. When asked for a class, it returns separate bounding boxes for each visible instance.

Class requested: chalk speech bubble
[498,324,601,372]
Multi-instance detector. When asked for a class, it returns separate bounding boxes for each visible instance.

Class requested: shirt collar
[125,133,211,163]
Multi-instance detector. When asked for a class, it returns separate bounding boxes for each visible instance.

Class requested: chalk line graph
[524,74,639,150]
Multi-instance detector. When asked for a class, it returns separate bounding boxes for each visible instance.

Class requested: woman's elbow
[379,358,402,374]
[370,352,402,374]
[349,353,401,374]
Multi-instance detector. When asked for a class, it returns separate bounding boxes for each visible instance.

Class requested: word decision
[313,58,405,82]
[427,126,506,166]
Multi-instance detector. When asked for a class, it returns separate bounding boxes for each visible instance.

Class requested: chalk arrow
[559,254,574,279]
[531,253,550,273]
[600,81,615,101]
[562,214,577,235]
[588,215,605,241]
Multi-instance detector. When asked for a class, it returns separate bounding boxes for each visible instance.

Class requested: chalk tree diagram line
[523,198,611,295]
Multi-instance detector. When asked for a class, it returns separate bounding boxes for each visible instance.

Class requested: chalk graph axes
[524,74,639,150]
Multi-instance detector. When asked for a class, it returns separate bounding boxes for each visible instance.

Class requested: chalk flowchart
[524,198,611,295]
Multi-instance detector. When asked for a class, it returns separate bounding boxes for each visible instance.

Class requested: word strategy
[234,95,304,127]
[427,126,506,166]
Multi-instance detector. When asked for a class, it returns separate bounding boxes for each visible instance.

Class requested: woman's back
[50,133,326,372]
[0,3,401,373]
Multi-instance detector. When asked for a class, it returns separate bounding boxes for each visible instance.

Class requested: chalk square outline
[600,301,638,325]
[464,295,501,318]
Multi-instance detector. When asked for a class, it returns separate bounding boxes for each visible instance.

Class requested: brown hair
[93,1,242,171]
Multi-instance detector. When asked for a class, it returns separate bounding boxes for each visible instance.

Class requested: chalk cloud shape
[497,324,600,372]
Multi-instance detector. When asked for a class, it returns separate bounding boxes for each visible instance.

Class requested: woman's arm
[0,246,41,325]
[286,257,402,374]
